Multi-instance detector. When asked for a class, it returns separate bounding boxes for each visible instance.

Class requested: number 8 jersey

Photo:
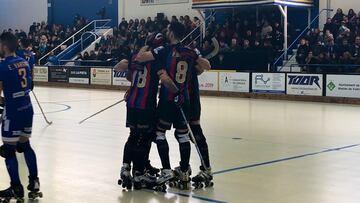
[0,56,33,115]
[126,54,160,110]
[152,44,199,102]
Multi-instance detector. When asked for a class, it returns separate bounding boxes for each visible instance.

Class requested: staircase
[38,19,112,65]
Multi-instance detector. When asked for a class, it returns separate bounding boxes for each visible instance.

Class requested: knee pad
[17,141,32,153]
[0,145,16,159]
[158,120,171,130]
[155,129,166,142]
[175,130,190,144]
[190,124,206,143]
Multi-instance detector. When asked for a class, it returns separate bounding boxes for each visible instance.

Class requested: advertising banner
[90,68,112,85]
[48,67,69,83]
[69,67,90,84]
[326,75,360,98]
[141,0,188,6]
[287,74,323,96]
[192,0,313,9]
[219,72,249,92]
[198,71,218,91]
[113,70,131,86]
[252,73,286,94]
[33,66,48,82]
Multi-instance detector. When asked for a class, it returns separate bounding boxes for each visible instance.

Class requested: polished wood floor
[0,87,359,203]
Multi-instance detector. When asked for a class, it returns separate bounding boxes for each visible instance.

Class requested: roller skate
[117,163,133,190]
[173,166,191,190]
[153,169,175,192]
[192,166,214,189]
[145,161,160,177]
[27,177,43,200]
[133,171,157,190]
[0,184,24,203]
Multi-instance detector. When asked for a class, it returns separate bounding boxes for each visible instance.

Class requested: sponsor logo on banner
[91,68,112,85]
[33,66,48,82]
[69,67,90,84]
[141,0,188,6]
[198,72,218,91]
[219,72,249,92]
[252,73,285,94]
[326,75,360,98]
[287,74,323,96]
[48,66,69,83]
[113,70,131,86]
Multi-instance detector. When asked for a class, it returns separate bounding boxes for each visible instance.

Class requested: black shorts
[190,95,201,122]
[156,100,190,130]
[126,108,156,131]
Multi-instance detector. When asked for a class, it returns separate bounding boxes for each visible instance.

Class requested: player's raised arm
[196,57,211,75]
[114,59,129,72]
[135,45,155,63]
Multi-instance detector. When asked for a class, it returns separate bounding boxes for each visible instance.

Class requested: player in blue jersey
[17,38,35,91]
[116,33,165,190]
[137,22,211,190]
[0,32,41,201]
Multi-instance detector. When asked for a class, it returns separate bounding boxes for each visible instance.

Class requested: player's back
[159,44,198,101]
[0,56,33,115]
[126,54,160,110]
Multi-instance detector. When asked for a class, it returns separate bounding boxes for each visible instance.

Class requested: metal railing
[290,63,360,73]
[273,9,333,71]
[181,11,216,47]
[38,19,112,65]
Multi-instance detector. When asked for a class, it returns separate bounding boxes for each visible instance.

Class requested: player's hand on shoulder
[114,59,129,72]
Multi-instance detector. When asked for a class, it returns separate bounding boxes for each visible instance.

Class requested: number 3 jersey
[126,54,160,110]
[0,56,33,116]
[151,44,199,102]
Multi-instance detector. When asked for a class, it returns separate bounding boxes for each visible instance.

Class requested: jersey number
[18,68,28,88]
[136,68,148,88]
[175,61,188,84]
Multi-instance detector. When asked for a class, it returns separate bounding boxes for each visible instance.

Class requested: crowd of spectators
[75,11,284,70]
[1,15,89,63]
[296,8,360,72]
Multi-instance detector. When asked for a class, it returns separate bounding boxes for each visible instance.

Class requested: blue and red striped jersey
[126,54,160,110]
[152,44,199,102]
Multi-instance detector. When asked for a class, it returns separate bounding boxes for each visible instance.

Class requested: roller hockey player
[0,32,42,202]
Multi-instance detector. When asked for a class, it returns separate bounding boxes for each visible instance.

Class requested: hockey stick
[204,37,219,60]
[179,107,210,172]
[32,91,53,125]
[79,99,125,124]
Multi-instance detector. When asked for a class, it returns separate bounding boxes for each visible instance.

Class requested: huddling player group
[0,21,212,202]
[116,22,212,191]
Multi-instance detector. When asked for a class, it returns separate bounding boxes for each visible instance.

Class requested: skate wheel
[126,184,132,190]
[118,179,123,186]
[39,192,44,198]
[168,181,176,188]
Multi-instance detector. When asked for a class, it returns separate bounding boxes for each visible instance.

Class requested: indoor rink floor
[1,86,360,203]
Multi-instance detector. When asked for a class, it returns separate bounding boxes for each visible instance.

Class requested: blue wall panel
[48,0,118,27]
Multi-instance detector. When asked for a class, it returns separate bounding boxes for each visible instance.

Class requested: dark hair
[20,38,31,48]
[0,32,18,52]
[169,22,185,40]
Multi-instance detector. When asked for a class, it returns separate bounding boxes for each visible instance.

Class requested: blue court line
[169,191,227,203]
[34,102,71,115]
[144,189,227,203]
[213,144,360,175]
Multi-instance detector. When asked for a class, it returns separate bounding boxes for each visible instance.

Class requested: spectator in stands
[296,39,310,65]
[332,8,345,24]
